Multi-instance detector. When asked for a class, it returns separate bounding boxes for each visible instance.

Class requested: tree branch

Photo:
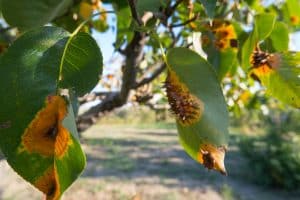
[169,13,199,28]
[77,31,147,131]
[76,0,180,131]
[133,62,166,89]
[127,0,143,25]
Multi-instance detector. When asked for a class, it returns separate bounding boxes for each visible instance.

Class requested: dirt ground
[0,124,299,200]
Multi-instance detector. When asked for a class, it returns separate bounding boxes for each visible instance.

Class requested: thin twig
[133,63,166,89]
[169,13,199,28]
[127,0,143,25]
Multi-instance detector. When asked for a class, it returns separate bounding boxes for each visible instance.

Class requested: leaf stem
[151,32,171,71]
[72,10,115,36]
[56,10,115,94]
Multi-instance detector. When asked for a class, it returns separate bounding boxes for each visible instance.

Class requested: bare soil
[0,124,299,200]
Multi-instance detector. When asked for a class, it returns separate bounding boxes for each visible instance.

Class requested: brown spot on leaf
[230,39,238,48]
[165,71,204,126]
[250,50,281,78]
[198,144,227,175]
[290,15,300,25]
[21,96,71,158]
[34,166,60,200]
[210,20,237,51]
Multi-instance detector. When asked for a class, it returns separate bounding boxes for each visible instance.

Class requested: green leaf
[59,32,103,96]
[283,0,300,28]
[250,52,300,108]
[0,26,102,199]
[115,5,133,49]
[269,22,289,52]
[198,0,217,18]
[166,47,229,174]
[1,0,73,29]
[136,0,162,16]
[241,13,276,70]
[255,14,276,40]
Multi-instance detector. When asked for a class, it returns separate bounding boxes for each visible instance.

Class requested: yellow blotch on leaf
[198,144,227,175]
[165,71,204,126]
[290,15,300,25]
[211,20,237,51]
[34,166,60,200]
[21,96,71,158]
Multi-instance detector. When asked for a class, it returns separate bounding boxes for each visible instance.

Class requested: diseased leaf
[202,20,238,80]
[1,0,73,30]
[166,47,229,174]
[250,50,300,108]
[282,0,300,28]
[242,13,276,70]
[0,26,101,199]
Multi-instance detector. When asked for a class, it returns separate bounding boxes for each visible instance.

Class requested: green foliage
[0,26,101,199]
[136,0,163,16]
[197,0,217,18]
[241,13,276,70]
[239,111,300,189]
[0,0,300,198]
[59,32,103,96]
[269,22,289,51]
[2,0,73,30]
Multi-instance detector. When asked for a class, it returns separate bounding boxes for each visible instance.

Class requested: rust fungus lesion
[290,15,300,25]
[211,19,238,51]
[34,166,60,200]
[20,95,71,158]
[165,71,204,126]
[250,48,281,79]
[198,143,227,175]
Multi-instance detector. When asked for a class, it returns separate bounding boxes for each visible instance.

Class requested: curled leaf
[198,144,227,175]
[166,47,229,175]
[250,50,300,108]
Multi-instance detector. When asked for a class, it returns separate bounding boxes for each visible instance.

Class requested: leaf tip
[198,144,227,175]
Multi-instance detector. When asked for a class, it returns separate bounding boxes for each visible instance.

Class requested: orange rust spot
[165,71,204,126]
[197,144,227,175]
[290,15,300,25]
[214,39,227,50]
[249,50,281,80]
[210,20,237,51]
[21,96,71,158]
[201,35,210,46]
[34,166,60,200]
[251,64,273,76]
